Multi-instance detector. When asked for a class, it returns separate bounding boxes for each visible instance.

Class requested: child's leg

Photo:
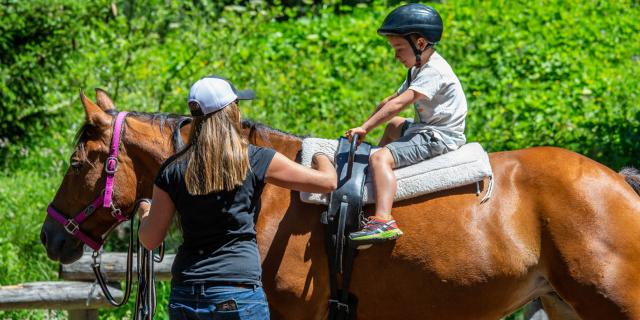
[349,147,403,244]
[369,148,397,219]
[378,117,407,147]
[350,129,448,245]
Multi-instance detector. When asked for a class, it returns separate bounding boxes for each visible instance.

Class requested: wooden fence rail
[0,252,174,320]
[1,252,549,319]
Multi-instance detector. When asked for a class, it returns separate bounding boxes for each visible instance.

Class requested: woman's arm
[138,185,176,250]
[266,153,337,193]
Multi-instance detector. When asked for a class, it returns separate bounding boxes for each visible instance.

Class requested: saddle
[301,140,494,205]
[321,135,371,320]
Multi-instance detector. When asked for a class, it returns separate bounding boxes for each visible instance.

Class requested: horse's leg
[535,154,640,319]
[537,293,579,320]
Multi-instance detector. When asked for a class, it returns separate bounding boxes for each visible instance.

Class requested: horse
[40,90,640,319]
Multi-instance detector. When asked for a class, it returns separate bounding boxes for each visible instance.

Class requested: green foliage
[0,0,113,146]
[0,0,638,318]
[444,0,640,167]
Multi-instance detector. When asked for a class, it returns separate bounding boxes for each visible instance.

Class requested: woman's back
[155,144,275,285]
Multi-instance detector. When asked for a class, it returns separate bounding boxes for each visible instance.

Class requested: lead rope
[91,221,135,307]
[134,198,162,320]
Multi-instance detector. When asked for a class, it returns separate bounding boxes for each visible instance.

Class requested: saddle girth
[322,136,371,320]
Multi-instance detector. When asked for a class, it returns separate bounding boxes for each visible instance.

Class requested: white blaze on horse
[41,90,640,319]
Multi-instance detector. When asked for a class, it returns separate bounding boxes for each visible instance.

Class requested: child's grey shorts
[385,120,449,169]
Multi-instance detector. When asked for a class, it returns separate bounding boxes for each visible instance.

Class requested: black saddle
[321,135,371,320]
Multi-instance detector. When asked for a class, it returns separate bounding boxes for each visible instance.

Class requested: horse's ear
[95,88,115,111]
[80,89,110,127]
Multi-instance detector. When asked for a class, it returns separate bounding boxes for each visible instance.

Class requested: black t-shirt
[154,144,276,285]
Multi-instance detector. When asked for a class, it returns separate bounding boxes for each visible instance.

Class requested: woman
[138,76,336,319]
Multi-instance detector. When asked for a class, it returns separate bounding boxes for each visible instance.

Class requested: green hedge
[0,0,638,318]
[0,1,112,145]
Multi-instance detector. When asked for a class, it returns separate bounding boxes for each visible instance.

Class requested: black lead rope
[91,224,134,307]
[135,242,155,320]
[91,199,162,319]
[134,198,161,320]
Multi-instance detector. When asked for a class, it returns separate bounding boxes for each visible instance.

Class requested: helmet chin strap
[403,35,435,86]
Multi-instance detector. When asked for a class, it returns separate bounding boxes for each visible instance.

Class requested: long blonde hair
[184,102,249,195]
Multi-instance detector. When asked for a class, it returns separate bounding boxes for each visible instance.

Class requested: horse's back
[353,146,640,319]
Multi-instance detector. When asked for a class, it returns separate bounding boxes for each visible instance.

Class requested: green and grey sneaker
[349,216,403,245]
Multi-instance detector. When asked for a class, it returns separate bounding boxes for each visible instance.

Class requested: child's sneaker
[349,216,403,245]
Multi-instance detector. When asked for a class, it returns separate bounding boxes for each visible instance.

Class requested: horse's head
[40,89,303,263]
[40,90,177,263]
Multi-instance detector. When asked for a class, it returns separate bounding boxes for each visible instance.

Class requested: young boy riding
[347,4,468,245]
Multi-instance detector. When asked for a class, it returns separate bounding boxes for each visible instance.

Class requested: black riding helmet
[378,4,443,69]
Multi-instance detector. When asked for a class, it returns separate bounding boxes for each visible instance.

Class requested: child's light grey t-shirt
[397,51,467,150]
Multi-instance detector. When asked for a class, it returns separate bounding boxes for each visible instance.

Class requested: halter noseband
[46,111,129,250]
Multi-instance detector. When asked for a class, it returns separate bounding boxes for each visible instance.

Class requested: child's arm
[367,93,399,120]
[346,89,423,142]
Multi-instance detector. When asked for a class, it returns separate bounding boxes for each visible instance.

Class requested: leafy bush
[445,0,640,167]
[0,0,638,318]
[0,0,114,146]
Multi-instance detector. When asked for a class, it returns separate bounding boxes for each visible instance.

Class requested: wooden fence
[0,252,174,320]
[1,252,549,319]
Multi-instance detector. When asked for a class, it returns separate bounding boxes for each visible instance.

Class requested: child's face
[386,35,427,69]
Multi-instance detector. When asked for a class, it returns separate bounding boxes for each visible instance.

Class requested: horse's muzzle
[40,217,84,264]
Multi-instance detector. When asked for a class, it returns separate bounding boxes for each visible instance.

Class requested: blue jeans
[169,283,270,320]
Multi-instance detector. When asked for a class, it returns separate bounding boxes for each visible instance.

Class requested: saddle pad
[299,138,493,205]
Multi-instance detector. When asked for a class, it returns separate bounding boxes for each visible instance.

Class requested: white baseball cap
[187,76,255,116]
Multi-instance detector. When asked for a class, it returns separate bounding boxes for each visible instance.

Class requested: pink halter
[47,112,129,251]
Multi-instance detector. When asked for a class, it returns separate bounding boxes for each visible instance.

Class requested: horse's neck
[124,116,179,198]
[248,126,303,160]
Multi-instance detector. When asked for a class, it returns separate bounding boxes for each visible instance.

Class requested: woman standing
[138,76,336,319]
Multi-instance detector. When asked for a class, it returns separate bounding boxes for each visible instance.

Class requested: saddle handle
[347,134,359,179]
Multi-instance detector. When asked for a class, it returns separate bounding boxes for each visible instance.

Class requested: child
[347,4,468,245]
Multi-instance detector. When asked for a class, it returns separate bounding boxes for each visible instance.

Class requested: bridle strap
[47,111,174,312]
[46,112,129,251]
[47,203,103,251]
[104,112,128,208]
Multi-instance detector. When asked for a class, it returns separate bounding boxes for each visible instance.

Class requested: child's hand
[345,127,367,144]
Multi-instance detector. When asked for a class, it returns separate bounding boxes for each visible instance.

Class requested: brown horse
[41,90,640,319]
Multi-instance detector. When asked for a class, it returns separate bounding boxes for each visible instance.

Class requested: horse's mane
[241,119,307,141]
[72,109,305,162]
[73,110,187,162]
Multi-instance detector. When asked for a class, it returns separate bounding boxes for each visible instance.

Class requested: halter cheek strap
[47,112,129,251]
[104,112,127,207]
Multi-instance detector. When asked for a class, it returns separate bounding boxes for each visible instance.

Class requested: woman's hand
[345,126,367,144]
[138,187,175,250]
[137,200,151,219]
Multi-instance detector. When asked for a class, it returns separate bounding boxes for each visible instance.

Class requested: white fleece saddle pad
[299,139,493,205]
